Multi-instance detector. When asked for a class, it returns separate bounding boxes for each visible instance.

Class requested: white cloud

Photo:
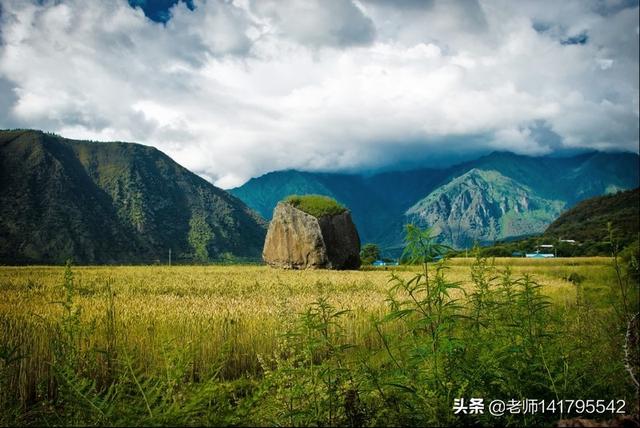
[0,0,637,188]
[249,0,376,48]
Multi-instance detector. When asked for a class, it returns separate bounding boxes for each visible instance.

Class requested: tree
[188,213,214,262]
[360,243,381,265]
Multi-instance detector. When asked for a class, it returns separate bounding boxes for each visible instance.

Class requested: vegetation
[360,243,381,264]
[0,224,637,426]
[285,194,347,218]
[619,239,639,281]
[188,213,214,262]
[452,236,639,260]
[545,188,639,248]
[0,130,266,264]
[1,129,638,425]
[232,151,639,251]
[3,129,637,264]
[406,169,565,248]
[463,189,640,258]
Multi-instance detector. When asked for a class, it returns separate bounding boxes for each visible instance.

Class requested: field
[0,256,638,426]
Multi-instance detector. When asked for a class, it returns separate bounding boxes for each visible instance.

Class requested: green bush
[619,239,639,281]
[360,243,381,265]
[285,194,347,218]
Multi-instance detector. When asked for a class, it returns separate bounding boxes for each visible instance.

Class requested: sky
[0,0,638,188]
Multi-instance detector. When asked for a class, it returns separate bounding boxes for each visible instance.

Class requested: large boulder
[263,201,361,269]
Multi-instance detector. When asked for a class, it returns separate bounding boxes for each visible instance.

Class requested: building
[525,252,555,258]
[372,260,399,267]
[525,243,555,258]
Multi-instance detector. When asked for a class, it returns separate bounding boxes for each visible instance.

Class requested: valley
[1,129,638,426]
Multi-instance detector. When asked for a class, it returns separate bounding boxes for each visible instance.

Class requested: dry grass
[0,258,614,382]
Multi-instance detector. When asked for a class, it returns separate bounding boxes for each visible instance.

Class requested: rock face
[405,169,565,248]
[263,202,361,269]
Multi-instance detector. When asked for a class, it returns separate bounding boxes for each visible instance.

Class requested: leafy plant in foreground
[259,297,358,426]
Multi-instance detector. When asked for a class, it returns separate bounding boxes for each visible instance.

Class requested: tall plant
[377,225,463,425]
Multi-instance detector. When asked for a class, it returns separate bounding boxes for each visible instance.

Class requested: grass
[0,256,637,426]
[0,265,393,380]
[285,194,347,217]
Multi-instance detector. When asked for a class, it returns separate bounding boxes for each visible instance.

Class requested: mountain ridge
[231,150,639,252]
[2,129,637,262]
[405,168,565,248]
[544,187,639,245]
[0,129,266,264]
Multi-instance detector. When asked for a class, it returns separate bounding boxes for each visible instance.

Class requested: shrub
[285,194,347,218]
[360,243,381,265]
[619,239,639,281]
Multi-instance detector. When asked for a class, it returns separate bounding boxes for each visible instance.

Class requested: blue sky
[0,0,638,187]
[127,0,194,23]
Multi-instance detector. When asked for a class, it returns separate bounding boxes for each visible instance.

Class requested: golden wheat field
[0,257,613,381]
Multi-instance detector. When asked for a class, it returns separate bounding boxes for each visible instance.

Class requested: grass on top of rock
[285,194,347,218]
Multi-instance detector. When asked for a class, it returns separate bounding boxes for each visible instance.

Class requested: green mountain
[231,170,399,246]
[231,151,639,252]
[452,151,639,204]
[405,169,565,248]
[0,130,266,264]
[466,187,640,258]
[544,188,639,246]
[231,170,338,219]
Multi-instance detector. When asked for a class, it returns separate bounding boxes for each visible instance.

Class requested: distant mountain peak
[4,129,636,261]
[405,168,565,248]
[231,150,637,253]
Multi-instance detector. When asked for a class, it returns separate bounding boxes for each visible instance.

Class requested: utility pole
[169,248,172,266]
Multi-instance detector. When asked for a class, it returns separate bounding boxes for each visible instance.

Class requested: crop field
[0,256,638,426]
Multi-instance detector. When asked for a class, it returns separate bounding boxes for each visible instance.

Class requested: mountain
[230,170,341,220]
[0,130,266,264]
[544,188,639,246]
[451,151,639,204]
[467,187,640,258]
[231,151,639,252]
[405,169,565,248]
[231,170,399,246]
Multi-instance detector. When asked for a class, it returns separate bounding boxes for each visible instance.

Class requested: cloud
[0,76,18,124]
[0,0,637,188]
[250,0,376,48]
